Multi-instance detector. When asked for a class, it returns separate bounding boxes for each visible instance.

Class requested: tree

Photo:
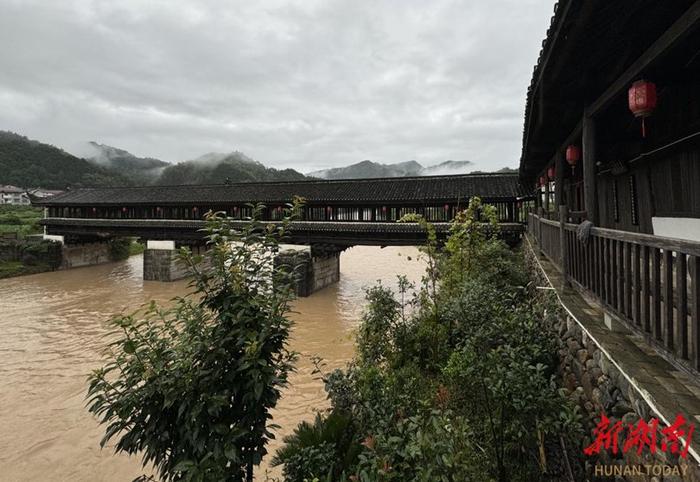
[86,201,303,481]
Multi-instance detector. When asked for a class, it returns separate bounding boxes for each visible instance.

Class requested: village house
[0,185,29,205]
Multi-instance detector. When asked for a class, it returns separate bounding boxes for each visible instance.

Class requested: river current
[0,246,423,481]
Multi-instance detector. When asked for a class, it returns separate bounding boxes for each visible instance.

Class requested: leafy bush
[277,196,582,481]
[87,202,303,482]
[271,411,361,482]
[22,240,62,269]
[107,238,131,261]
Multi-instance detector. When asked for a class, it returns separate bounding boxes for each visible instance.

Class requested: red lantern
[565,145,580,174]
[444,204,450,211]
[381,206,387,213]
[193,207,198,212]
[122,207,127,212]
[628,80,657,138]
[92,207,96,213]
[547,166,555,179]
[539,176,545,187]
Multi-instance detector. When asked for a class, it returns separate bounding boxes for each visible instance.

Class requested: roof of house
[519,0,696,180]
[0,185,25,194]
[33,173,531,206]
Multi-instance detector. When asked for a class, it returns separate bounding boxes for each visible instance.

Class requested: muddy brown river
[0,246,423,481]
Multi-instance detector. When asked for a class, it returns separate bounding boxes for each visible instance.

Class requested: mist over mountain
[308,159,475,179]
[1,130,503,190]
[156,151,308,185]
[0,131,131,189]
[81,141,169,184]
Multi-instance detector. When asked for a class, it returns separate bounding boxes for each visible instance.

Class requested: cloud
[0,0,554,172]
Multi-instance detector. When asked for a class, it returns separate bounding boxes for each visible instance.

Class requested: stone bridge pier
[275,244,346,297]
[143,241,208,282]
[143,242,346,294]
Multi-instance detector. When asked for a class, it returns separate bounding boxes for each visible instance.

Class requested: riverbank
[0,237,145,279]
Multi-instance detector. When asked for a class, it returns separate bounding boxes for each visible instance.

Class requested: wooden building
[522,1,700,374]
[35,173,531,224]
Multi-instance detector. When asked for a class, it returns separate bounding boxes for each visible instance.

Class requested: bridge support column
[143,241,208,282]
[275,245,342,297]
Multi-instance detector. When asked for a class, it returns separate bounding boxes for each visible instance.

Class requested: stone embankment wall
[61,242,112,269]
[0,239,62,269]
[525,245,700,482]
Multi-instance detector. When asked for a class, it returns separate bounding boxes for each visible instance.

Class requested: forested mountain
[0,131,130,189]
[157,152,307,185]
[0,132,307,188]
[83,142,169,184]
[308,159,475,179]
[2,130,498,190]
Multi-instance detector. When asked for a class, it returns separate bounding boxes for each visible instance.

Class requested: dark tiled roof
[34,173,529,206]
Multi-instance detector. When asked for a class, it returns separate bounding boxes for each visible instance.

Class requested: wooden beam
[589,1,700,116]
[582,110,598,224]
[552,1,700,162]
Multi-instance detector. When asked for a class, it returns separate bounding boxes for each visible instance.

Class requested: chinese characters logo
[584,413,694,458]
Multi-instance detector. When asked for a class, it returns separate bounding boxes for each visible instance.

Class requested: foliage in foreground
[87,202,303,482]
[275,197,582,482]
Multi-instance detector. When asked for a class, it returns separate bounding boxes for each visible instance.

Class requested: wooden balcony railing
[529,213,700,375]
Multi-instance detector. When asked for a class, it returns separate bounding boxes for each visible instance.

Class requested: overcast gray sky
[0,0,554,172]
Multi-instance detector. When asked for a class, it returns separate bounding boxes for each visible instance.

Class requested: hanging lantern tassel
[628,80,657,138]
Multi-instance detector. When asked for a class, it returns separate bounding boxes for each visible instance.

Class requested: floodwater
[0,245,424,481]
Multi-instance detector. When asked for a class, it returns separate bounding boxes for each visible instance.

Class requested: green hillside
[85,142,169,184]
[157,152,308,185]
[0,131,130,189]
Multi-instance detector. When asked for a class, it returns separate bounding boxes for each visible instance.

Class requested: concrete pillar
[275,247,341,297]
[143,241,202,282]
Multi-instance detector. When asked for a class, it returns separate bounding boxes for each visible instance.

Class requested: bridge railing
[529,213,700,375]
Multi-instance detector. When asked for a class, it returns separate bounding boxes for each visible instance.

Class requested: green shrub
[271,411,361,482]
[87,202,304,482]
[277,197,583,482]
[107,238,131,261]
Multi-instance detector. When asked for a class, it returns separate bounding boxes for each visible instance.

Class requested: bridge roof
[35,173,529,206]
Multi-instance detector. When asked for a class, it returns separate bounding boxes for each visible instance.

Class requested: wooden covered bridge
[34,172,531,290]
[522,0,700,466]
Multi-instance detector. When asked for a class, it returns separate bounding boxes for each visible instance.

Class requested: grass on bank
[0,205,43,238]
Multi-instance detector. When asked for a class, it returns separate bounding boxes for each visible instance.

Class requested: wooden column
[554,153,565,208]
[560,205,569,287]
[582,109,598,224]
